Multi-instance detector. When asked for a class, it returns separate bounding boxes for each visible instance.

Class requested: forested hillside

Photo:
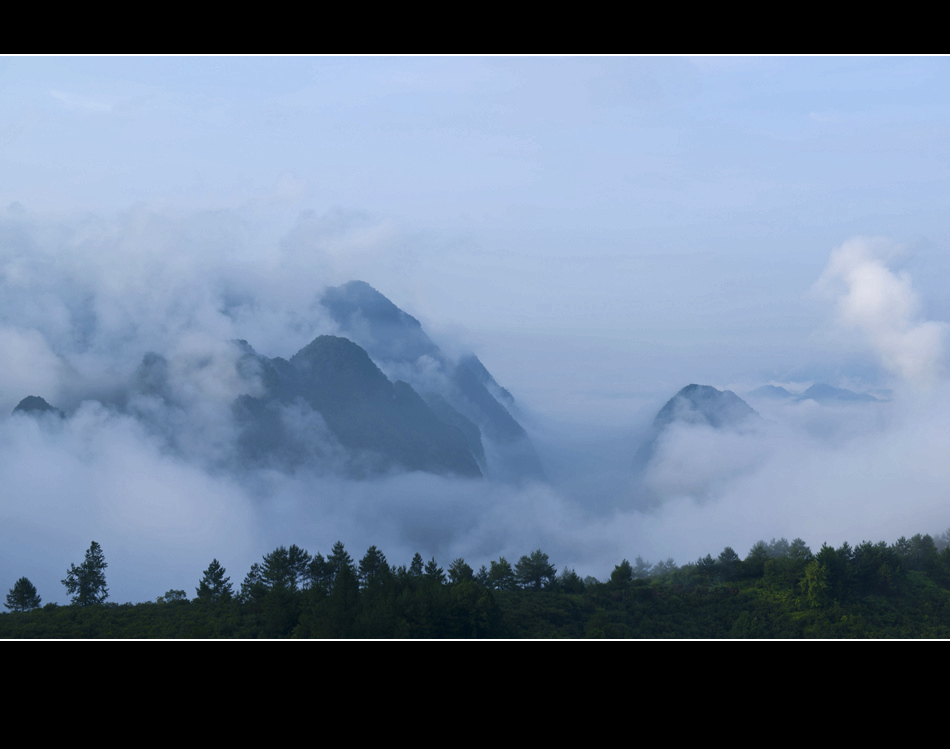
[4,532,950,638]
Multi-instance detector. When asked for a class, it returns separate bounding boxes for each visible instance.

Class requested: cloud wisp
[814,237,948,389]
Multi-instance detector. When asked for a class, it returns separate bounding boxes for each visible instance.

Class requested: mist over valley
[3,57,950,610]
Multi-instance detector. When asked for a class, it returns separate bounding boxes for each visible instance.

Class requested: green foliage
[7,528,950,638]
[632,556,652,579]
[448,558,474,584]
[327,542,356,588]
[5,577,41,612]
[610,559,634,587]
[62,541,109,606]
[196,559,233,603]
[717,547,740,581]
[650,558,677,577]
[424,558,446,585]
[515,549,556,591]
[488,557,517,590]
[238,563,266,605]
[800,560,829,608]
[557,568,585,594]
[306,553,332,594]
[260,545,312,592]
[744,541,770,579]
[358,546,391,589]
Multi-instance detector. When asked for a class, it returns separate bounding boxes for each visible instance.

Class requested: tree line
[5,530,950,637]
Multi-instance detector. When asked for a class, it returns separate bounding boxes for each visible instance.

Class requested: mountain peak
[322,280,424,330]
[653,384,758,430]
[321,281,438,363]
[12,395,64,418]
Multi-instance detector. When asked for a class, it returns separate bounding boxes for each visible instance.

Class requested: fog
[3,57,950,604]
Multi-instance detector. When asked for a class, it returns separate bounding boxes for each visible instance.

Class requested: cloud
[814,237,948,388]
[3,214,950,607]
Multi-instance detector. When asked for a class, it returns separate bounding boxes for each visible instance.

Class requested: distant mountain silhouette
[12,395,64,418]
[748,385,795,400]
[233,335,482,478]
[320,280,544,481]
[747,383,880,404]
[797,384,879,404]
[635,384,759,469]
[321,280,439,363]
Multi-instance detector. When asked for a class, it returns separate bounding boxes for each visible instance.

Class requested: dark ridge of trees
[5,529,950,638]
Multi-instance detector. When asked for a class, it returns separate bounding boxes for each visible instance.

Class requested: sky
[3,56,950,604]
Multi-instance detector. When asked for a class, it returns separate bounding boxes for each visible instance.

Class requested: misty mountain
[635,384,760,470]
[321,280,440,363]
[796,384,879,404]
[653,385,759,431]
[748,385,795,400]
[12,395,64,419]
[747,383,880,404]
[232,335,482,478]
[321,280,544,481]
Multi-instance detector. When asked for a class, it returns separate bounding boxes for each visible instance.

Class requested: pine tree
[327,541,356,589]
[488,557,517,590]
[514,549,556,591]
[5,577,41,611]
[409,552,424,578]
[62,541,109,606]
[358,546,390,589]
[424,557,445,584]
[239,563,266,604]
[261,545,312,592]
[448,558,474,584]
[196,559,233,602]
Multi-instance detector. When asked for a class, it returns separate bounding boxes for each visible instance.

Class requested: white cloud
[814,237,948,388]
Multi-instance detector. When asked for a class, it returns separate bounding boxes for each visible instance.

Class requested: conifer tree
[515,549,556,591]
[448,558,474,584]
[5,577,41,611]
[196,559,233,602]
[358,546,390,589]
[424,557,446,584]
[327,541,356,589]
[62,541,109,606]
[239,563,266,604]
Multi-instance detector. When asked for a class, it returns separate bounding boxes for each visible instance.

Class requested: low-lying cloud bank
[2,213,949,604]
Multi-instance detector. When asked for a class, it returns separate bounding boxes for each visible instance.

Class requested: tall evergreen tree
[424,557,446,585]
[358,546,390,589]
[239,562,266,604]
[327,542,356,591]
[448,558,474,584]
[306,552,332,594]
[488,557,517,590]
[610,559,634,587]
[261,547,293,591]
[196,559,233,602]
[515,549,556,591]
[287,545,312,591]
[5,577,41,611]
[62,541,109,606]
[409,553,424,578]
